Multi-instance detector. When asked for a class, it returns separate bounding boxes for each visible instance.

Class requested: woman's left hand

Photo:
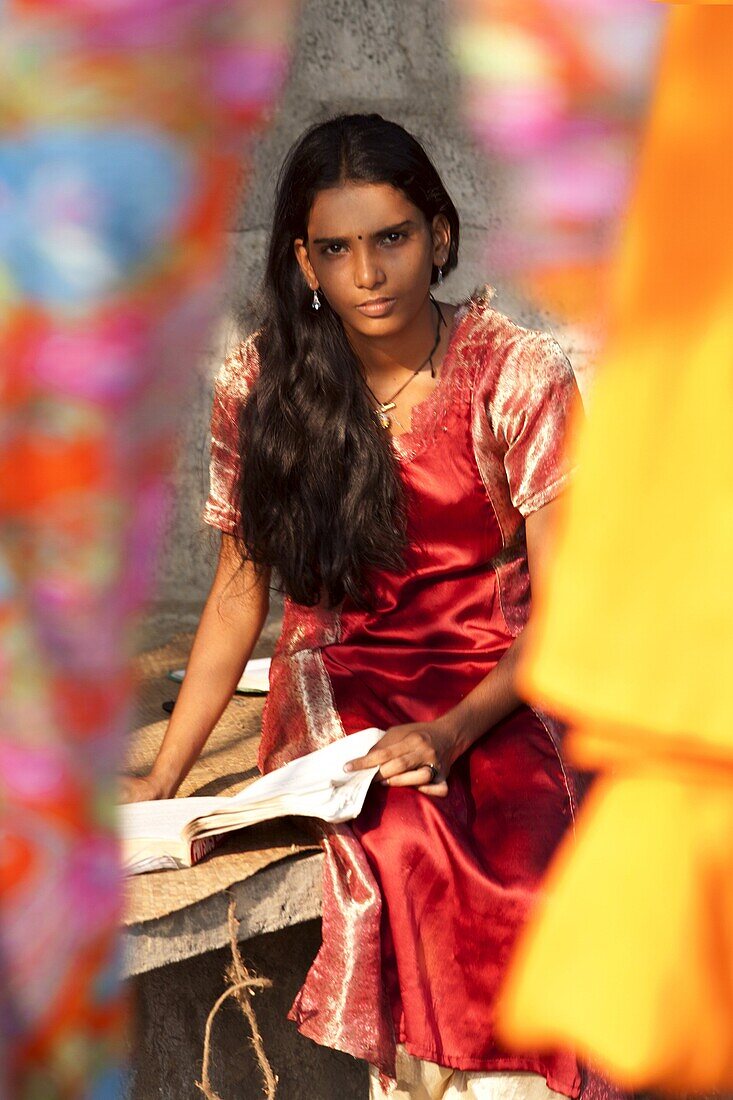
[344,717,466,798]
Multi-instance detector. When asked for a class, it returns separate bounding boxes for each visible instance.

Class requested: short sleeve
[201,334,260,534]
[488,329,582,517]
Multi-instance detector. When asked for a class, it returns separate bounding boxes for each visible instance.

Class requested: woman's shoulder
[458,288,582,520]
[451,283,576,404]
[214,329,262,401]
[455,285,573,378]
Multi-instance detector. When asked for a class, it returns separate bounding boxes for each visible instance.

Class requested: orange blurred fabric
[496,5,733,1092]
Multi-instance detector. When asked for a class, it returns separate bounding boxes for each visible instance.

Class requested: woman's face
[294,181,450,339]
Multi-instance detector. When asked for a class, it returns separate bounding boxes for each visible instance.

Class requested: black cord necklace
[363,297,446,430]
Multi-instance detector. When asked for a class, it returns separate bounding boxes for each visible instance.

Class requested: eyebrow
[312,219,416,245]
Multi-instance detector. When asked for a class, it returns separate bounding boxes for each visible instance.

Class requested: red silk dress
[202,287,582,1094]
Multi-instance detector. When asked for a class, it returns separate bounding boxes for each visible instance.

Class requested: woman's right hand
[118,774,168,804]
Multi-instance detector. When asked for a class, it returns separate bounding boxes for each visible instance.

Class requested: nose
[353,243,385,291]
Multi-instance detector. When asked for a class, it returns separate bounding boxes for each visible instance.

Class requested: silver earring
[437,266,444,285]
[312,289,321,311]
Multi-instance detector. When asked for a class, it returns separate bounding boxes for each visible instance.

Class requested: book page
[119,728,385,873]
[120,796,225,841]
[187,728,385,839]
[168,656,270,694]
[231,727,383,806]
[236,657,270,693]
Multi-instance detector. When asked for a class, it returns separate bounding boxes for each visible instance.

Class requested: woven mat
[122,633,319,927]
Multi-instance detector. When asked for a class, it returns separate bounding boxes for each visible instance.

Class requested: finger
[345,741,415,773]
[378,753,434,781]
[417,781,449,798]
[381,765,438,787]
[345,748,395,772]
[344,756,372,772]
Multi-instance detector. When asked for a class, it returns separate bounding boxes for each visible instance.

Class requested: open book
[120,727,384,875]
[168,656,271,695]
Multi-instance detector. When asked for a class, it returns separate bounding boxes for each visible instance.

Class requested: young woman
[123,114,584,1099]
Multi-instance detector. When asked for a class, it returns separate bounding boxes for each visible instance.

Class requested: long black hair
[235,113,460,608]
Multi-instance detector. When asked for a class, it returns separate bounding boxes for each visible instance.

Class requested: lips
[356,297,396,316]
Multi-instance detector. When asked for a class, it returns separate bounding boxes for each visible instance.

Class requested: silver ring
[425,763,440,784]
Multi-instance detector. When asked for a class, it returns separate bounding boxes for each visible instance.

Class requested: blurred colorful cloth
[450,0,663,327]
[496,6,733,1091]
[0,2,295,1096]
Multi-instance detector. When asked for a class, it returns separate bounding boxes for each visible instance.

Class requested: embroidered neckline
[391,285,495,462]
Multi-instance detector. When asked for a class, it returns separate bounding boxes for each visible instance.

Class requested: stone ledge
[123,851,324,978]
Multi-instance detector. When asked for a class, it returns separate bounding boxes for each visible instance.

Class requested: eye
[322,242,347,255]
[382,231,406,245]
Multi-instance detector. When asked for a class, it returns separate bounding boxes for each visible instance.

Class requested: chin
[356,315,404,337]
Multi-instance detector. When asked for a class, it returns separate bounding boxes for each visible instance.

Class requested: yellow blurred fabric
[497,6,733,1092]
[499,765,733,1092]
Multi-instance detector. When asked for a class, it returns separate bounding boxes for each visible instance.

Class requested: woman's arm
[120,534,270,802]
[345,497,563,796]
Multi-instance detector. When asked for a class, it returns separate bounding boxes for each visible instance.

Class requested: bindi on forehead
[308,183,419,238]
[311,218,419,247]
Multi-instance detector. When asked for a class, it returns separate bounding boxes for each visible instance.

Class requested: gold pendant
[377,401,396,430]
